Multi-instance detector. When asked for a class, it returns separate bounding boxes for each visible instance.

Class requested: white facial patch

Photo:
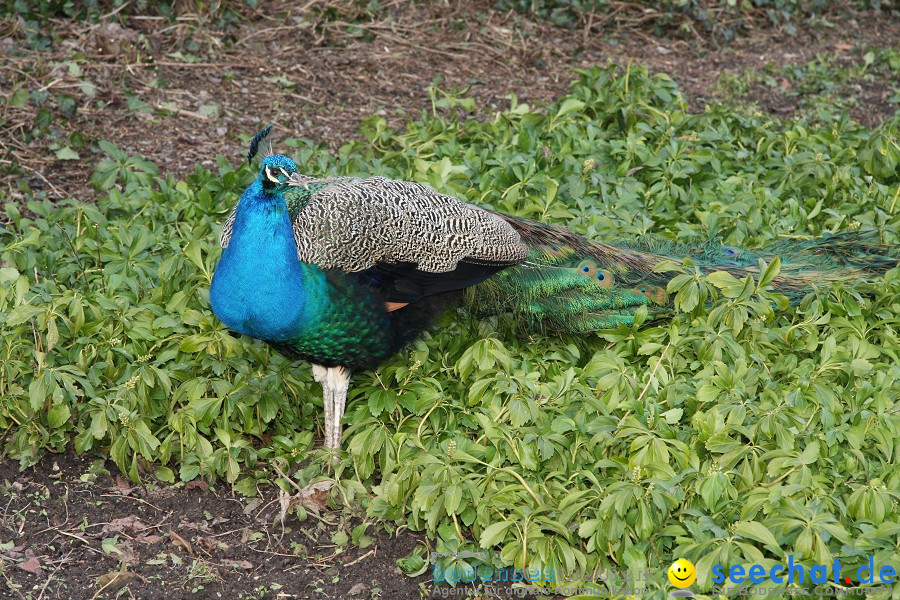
[264,166,281,184]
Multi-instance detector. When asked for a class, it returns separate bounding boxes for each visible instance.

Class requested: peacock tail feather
[469,213,899,332]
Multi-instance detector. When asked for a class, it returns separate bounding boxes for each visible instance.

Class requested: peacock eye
[581,265,589,272]
[596,273,605,281]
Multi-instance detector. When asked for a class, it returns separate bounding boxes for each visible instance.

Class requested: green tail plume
[469,214,899,332]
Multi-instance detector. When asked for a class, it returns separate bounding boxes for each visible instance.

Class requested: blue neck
[210,180,315,341]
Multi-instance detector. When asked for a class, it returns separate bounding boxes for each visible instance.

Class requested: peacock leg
[326,366,351,449]
[311,365,334,449]
[311,364,351,450]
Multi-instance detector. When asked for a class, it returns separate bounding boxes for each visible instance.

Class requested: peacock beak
[286,173,309,189]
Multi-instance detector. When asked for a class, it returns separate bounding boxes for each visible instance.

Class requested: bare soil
[1,3,897,204]
[1,450,427,599]
[1,2,898,598]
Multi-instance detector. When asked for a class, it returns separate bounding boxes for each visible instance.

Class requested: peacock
[209,125,898,452]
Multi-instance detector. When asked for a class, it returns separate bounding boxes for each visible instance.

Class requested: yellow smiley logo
[668,558,696,588]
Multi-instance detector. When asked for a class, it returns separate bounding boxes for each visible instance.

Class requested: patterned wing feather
[222,177,528,271]
[290,177,528,272]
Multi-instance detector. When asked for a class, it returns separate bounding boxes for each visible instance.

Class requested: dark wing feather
[349,259,515,303]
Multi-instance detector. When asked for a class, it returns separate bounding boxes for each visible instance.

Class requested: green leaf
[734,520,781,552]
[706,271,741,289]
[8,88,28,108]
[479,521,514,548]
[47,404,71,428]
[331,530,348,547]
[55,147,80,161]
[758,257,781,288]
[697,385,719,403]
[850,358,872,375]
[5,305,44,327]
[183,240,205,272]
[154,466,176,483]
[556,98,585,118]
[396,552,427,576]
[662,408,683,424]
[102,537,123,555]
[444,484,462,515]
[234,477,258,497]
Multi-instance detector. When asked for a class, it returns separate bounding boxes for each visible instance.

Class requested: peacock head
[247,124,309,196]
[258,154,308,195]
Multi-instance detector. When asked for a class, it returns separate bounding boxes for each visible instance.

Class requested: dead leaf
[119,543,140,565]
[185,480,209,492]
[348,582,368,596]
[278,481,334,522]
[278,489,296,523]
[834,43,853,51]
[243,497,262,516]
[135,534,162,544]
[168,529,194,556]
[228,560,253,570]
[96,571,138,589]
[103,516,148,535]
[88,22,140,59]
[208,516,229,527]
[177,519,211,533]
[299,480,334,510]
[196,536,230,552]
[112,476,134,495]
[18,556,41,574]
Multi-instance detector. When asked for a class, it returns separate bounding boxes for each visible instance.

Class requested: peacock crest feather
[247,124,273,164]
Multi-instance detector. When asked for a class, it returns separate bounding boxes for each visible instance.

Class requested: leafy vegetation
[0,0,252,23]
[1,64,898,597]
[710,46,900,120]
[496,0,898,40]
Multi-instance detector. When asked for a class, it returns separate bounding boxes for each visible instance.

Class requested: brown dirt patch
[1,450,429,599]
[1,3,897,205]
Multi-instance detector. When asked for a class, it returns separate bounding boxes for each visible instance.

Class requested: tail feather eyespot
[577,259,597,277]
[538,243,572,260]
[576,259,614,288]
[634,285,668,305]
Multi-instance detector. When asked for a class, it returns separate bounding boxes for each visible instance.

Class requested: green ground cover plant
[495,0,897,40]
[711,47,900,118]
[6,0,897,48]
[1,64,898,597]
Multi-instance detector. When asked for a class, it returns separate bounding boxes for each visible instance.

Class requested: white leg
[311,365,351,451]
[327,366,351,449]
[311,365,333,448]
